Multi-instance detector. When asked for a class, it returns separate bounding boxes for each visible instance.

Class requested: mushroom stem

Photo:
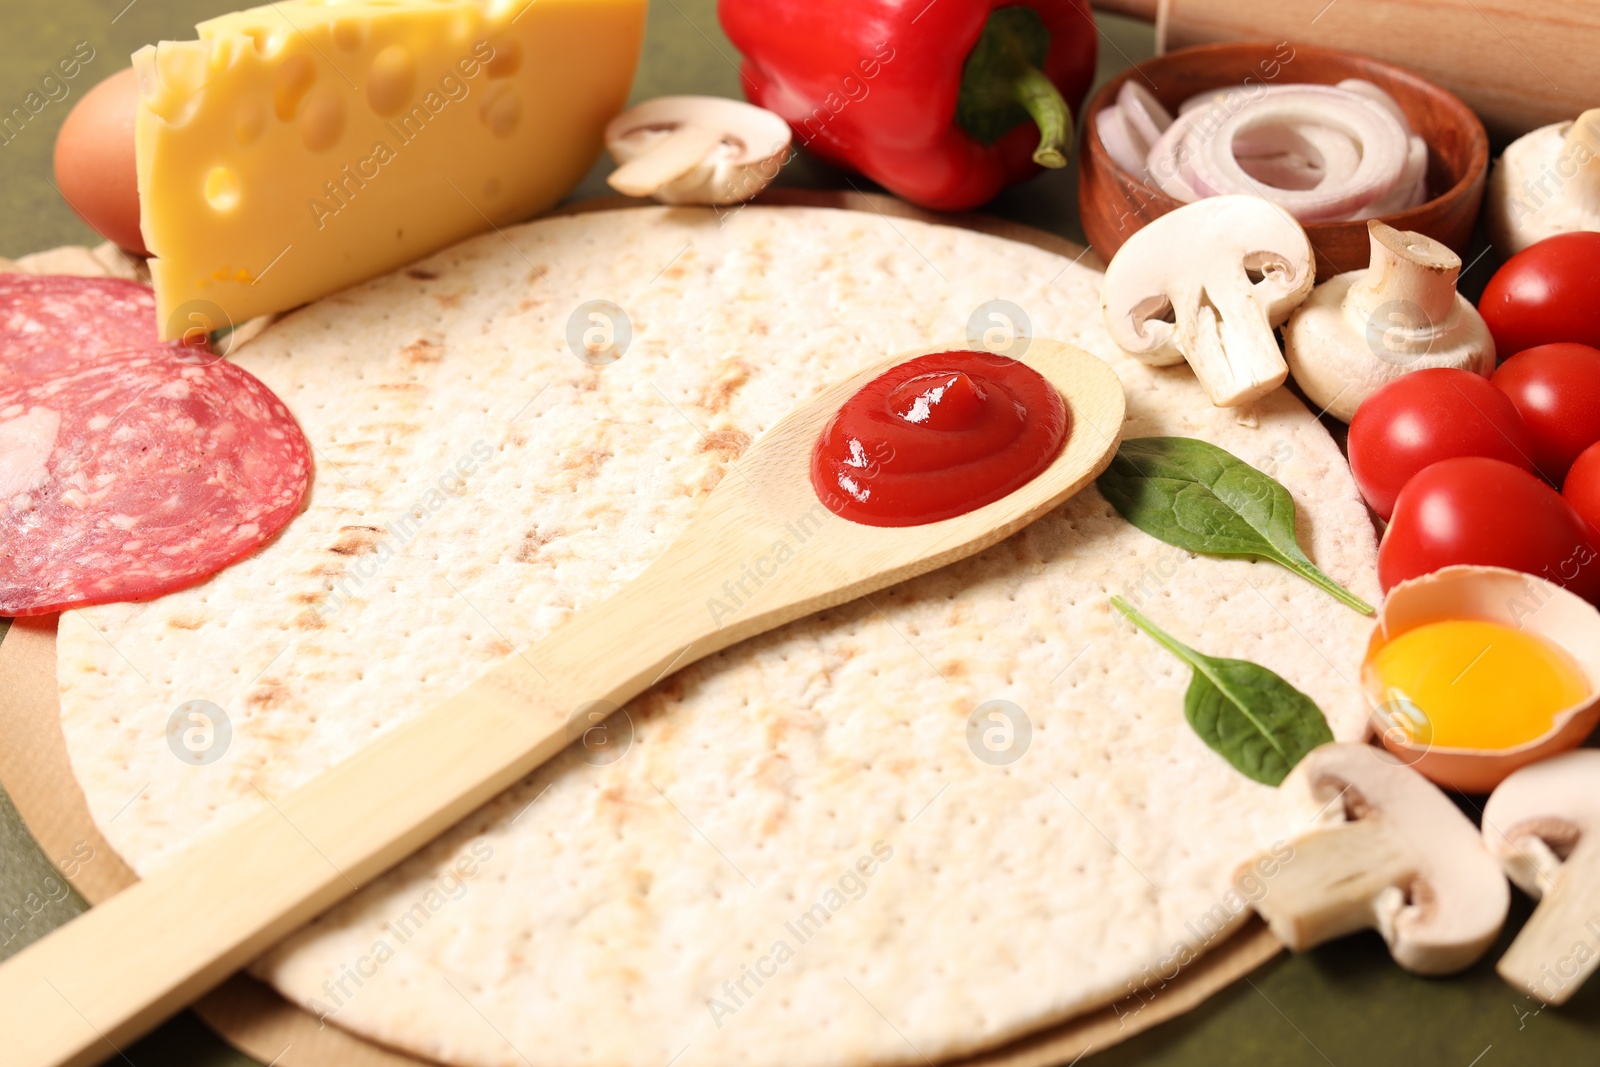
[607,123,727,198]
[1496,836,1600,1005]
[1176,278,1289,408]
[1347,220,1461,330]
[1238,743,1509,975]
[1558,108,1600,215]
[1249,819,1418,950]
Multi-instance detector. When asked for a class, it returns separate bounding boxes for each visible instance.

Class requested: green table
[1,2,1595,1063]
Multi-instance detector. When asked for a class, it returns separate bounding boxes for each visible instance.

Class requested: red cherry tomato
[1379,457,1600,600]
[1564,440,1600,543]
[1478,233,1600,356]
[1490,343,1600,485]
[1347,368,1536,521]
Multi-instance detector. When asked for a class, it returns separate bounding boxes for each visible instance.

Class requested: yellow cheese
[133,0,646,338]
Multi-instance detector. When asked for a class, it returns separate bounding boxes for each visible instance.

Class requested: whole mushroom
[1237,742,1509,975]
[1283,220,1495,422]
[1100,195,1315,408]
[606,96,791,206]
[1483,750,1600,1005]
[1486,109,1600,257]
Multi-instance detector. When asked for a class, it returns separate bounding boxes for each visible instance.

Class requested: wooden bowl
[1077,42,1489,280]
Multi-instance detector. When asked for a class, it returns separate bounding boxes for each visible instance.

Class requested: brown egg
[53,66,146,257]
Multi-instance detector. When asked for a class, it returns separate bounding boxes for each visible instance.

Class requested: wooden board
[0,191,1281,1067]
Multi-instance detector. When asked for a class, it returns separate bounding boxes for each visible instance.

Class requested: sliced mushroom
[1100,195,1314,408]
[1483,750,1600,1005]
[1237,742,1509,975]
[1486,109,1600,257]
[1283,220,1494,422]
[605,96,791,206]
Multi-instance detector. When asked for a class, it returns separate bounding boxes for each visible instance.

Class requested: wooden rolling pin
[1095,0,1599,139]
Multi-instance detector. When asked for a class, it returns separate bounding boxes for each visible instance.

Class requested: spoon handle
[0,647,564,1066]
[0,474,841,1067]
[0,338,1124,1066]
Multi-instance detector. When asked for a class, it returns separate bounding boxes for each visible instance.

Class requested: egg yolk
[1367,619,1588,749]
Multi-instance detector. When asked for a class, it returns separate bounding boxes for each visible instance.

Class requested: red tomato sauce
[811,351,1068,526]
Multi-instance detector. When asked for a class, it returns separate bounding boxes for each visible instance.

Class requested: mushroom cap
[1294,742,1509,974]
[1483,750,1600,898]
[1100,195,1314,365]
[1283,222,1494,423]
[604,95,791,206]
[1485,113,1600,257]
[1283,277,1494,422]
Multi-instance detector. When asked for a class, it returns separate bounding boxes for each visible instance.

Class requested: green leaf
[1111,596,1333,786]
[1097,436,1374,615]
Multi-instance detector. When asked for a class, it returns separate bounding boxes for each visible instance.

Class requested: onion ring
[1186,86,1409,221]
[1117,80,1173,150]
[1095,104,1148,174]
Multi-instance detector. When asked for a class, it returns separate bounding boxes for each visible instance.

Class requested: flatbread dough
[57,205,1378,1067]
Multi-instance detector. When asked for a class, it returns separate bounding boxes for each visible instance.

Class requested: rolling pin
[1095,0,1599,139]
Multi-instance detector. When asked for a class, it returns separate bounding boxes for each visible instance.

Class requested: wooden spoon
[0,339,1125,1067]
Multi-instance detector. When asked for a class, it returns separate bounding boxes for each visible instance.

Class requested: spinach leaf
[1097,436,1373,615]
[1111,596,1333,786]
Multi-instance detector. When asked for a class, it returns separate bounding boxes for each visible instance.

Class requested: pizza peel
[0,337,1127,1067]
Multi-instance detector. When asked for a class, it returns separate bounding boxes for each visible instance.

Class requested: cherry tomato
[1478,233,1600,357]
[1563,440,1600,543]
[1490,343,1600,485]
[1379,457,1600,601]
[1347,368,1536,521]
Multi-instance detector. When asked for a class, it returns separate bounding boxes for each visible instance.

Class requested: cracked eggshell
[1362,566,1600,793]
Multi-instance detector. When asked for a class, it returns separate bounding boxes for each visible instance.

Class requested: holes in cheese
[204,166,241,211]
[484,38,520,78]
[332,19,368,52]
[138,42,207,125]
[244,27,285,57]
[133,0,648,337]
[273,54,316,122]
[480,84,521,138]
[367,45,418,117]
[300,87,346,152]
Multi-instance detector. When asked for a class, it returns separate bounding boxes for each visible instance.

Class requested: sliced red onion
[1336,78,1411,132]
[1117,80,1173,149]
[1184,87,1410,222]
[1235,124,1359,191]
[1352,134,1430,218]
[1177,86,1268,116]
[1100,79,1431,223]
[1095,104,1148,174]
[1144,110,1205,201]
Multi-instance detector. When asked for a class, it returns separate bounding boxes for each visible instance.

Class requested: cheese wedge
[133,0,646,337]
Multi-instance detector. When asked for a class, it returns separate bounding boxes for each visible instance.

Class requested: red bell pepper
[718,0,1097,211]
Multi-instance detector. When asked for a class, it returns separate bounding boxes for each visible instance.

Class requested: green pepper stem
[1011,61,1072,168]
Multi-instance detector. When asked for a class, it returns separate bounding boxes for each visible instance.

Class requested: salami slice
[0,348,311,616]
[0,274,198,388]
